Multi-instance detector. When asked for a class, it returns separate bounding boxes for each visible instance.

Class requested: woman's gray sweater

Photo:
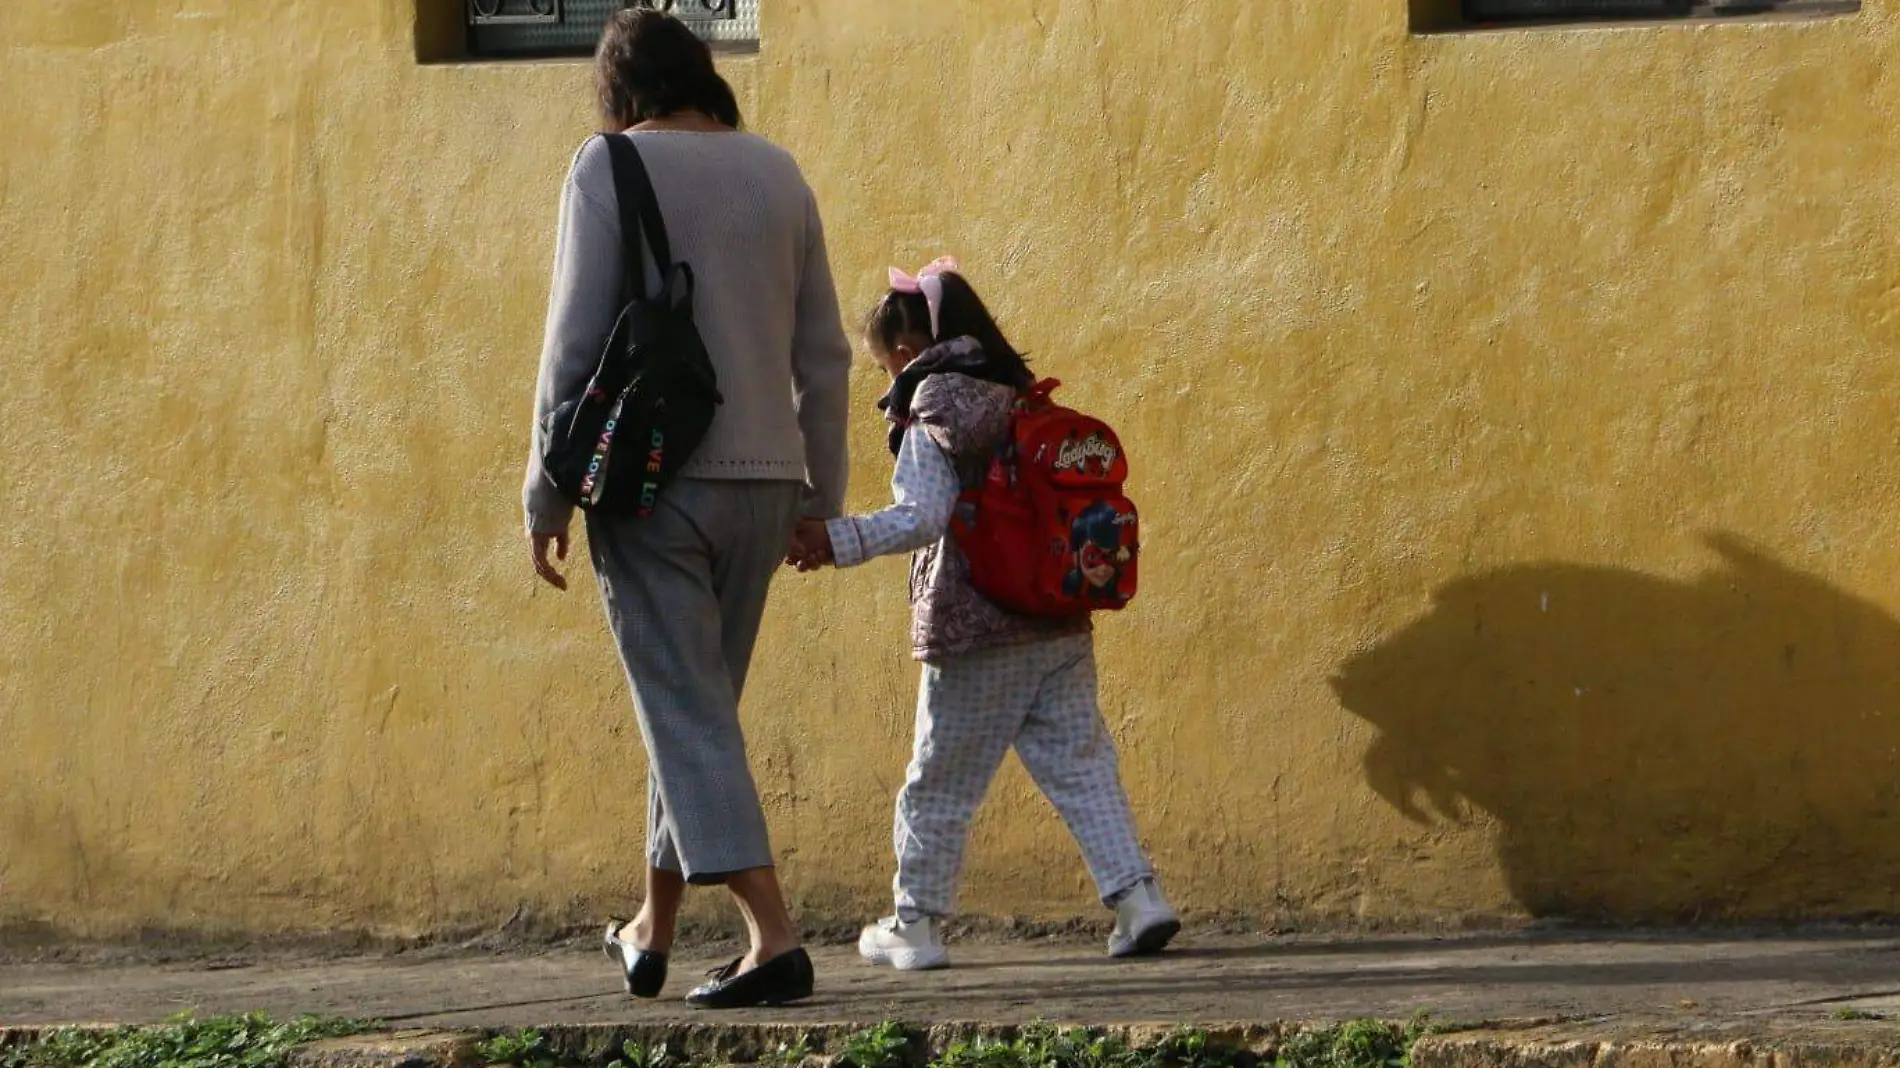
[523,130,853,535]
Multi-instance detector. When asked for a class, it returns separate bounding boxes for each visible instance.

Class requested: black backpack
[540,134,722,518]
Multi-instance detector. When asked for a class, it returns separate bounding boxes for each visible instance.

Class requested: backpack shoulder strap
[601,133,674,296]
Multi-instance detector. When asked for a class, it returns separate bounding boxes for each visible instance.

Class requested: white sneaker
[1107,878,1181,958]
[858,915,950,971]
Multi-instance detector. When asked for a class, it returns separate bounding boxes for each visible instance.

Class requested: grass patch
[936,1026,1145,1068]
[0,1014,1447,1068]
[1273,1019,1426,1068]
[0,1014,365,1068]
[758,1037,814,1068]
[475,1032,690,1068]
[838,1023,915,1068]
[476,1030,561,1068]
[1832,1008,1886,1022]
[726,1020,1435,1068]
[467,1022,1438,1068]
[0,1014,1446,1068]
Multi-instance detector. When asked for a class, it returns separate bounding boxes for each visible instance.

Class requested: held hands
[532,521,831,588]
[785,518,834,572]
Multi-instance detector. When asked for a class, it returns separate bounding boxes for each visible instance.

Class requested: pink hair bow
[888,256,959,340]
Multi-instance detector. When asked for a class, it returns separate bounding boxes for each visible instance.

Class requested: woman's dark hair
[866,272,1034,388]
[595,7,742,131]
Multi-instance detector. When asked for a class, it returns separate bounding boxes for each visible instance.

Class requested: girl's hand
[531,530,570,590]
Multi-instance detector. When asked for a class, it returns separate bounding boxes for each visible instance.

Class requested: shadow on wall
[1332,534,1900,922]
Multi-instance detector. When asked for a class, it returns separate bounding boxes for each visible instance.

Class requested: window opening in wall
[421,0,758,62]
[1410,0,1856,32]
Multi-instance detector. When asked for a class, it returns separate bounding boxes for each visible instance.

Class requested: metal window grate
[1465,0,1682,17]
[1462,0,1852,19]
[468,0,758,58]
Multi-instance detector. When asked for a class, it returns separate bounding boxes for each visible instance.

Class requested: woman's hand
[785,519,834,572]
[531,530,571,590]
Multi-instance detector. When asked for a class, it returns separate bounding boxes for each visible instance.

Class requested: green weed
[474,1031,677,1068]
[0,1014,364,1068]
[0,1012,1438,1068]
[758,1037,813,1068]
[477,1029,557,1068]
[820,1019,1433,1068]
[617,1043,676,1068]
[1273,1017,1431,1068]
[838,1022,915,1068]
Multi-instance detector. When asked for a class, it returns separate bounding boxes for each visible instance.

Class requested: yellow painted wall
[6,0,1900,940]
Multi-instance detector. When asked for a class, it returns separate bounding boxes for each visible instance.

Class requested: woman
[521,8,852,1009]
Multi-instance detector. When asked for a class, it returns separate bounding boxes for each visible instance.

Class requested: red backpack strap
[1023,378,1061,408]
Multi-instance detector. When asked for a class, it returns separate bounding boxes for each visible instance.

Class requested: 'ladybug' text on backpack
[949,379,1139,617]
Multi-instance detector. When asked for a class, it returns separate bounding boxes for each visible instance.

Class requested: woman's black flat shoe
[602,919,668,999]
[685,947,814,1009]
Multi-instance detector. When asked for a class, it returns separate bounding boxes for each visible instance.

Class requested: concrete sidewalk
[5,929,1900,1029]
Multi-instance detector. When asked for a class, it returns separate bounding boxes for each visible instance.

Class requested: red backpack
[949,379,1140,617]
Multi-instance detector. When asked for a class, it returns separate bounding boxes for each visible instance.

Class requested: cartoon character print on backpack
[1062,500,1135,602]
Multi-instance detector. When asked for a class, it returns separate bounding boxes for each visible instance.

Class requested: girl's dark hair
[866,272,1034,388]
[595,7,743,131]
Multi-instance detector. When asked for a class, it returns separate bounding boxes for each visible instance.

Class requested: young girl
[791,258,1179,971]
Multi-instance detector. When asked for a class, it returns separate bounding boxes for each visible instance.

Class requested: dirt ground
[6,928,1900,1028]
